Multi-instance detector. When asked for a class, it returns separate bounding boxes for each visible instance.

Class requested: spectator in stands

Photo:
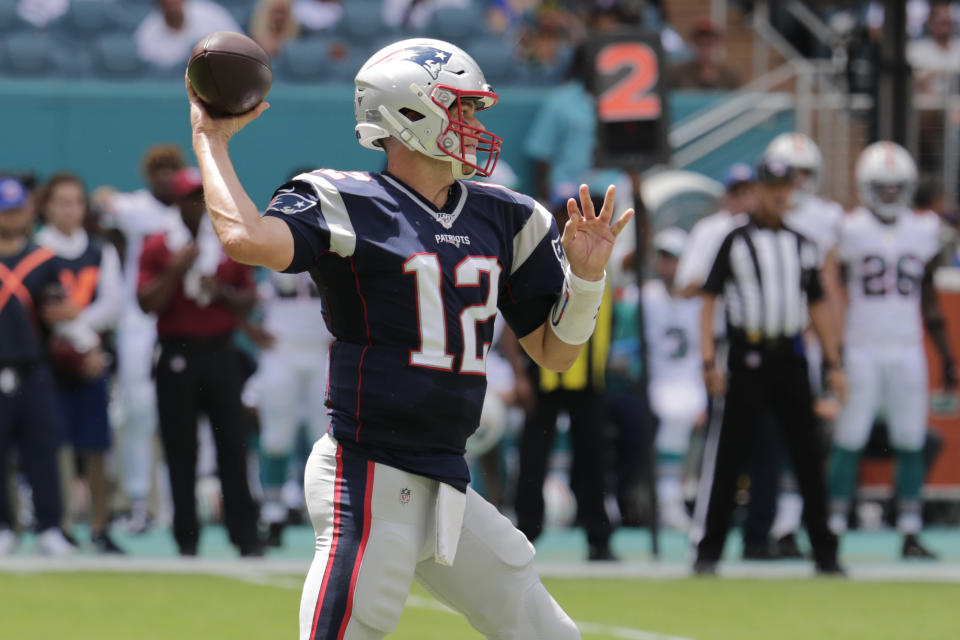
[292,0,342,32]
[250,0,300,57]
[517,6,582,80]
[0,177,74,557]
[486,0,538,36]
[668,17,740,91]
[137,168,261,557]
[17,0,69,28]
[907,0,960,95]
[866,0,960,41]
[382,0,470,30]
[135,0,240,71]
[35,173,125,554]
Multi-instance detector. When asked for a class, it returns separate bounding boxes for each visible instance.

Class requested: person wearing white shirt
[36,173,125,554]
[382,0,469,30]
[675,163,754,299]
[643,229,706,530]
[92,144,184,533]
[135,0,241,70]
[292,0,342,31]
[907,2,960,94]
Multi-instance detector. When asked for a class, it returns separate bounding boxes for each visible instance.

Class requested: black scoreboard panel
[585,30,670,170]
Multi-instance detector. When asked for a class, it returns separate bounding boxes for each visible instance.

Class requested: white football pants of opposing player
[116,313,161,518]
[256,339,332,524]
[834,344,928,452]
[299,434,580,640]
[651,380,707,530]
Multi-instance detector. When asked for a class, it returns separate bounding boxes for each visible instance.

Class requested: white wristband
[549,266,605,345]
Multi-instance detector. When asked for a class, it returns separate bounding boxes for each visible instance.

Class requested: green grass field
[1,571,958,640]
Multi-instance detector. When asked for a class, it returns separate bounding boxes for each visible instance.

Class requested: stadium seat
[52,40,94,78]
[467,39,520,86]
[339,1,391,41]
[50,0,123,43]
[0,0,31,34]
[275,38,335,83]
[329,49,368,83]
[1,31,57,77]
[426,6,484,46]
[116,2,152,30]
[229,5,252,31]
[93,34,146,80]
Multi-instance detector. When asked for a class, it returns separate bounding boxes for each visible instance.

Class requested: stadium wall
[1,80,780,203]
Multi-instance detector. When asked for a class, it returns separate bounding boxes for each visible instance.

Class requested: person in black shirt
[0,177,74,556]
[693,159,846,575]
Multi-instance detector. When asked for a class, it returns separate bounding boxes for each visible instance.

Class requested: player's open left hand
[562,184,634,282]
[185,74,269,143]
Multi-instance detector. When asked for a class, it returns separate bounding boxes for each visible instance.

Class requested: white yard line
[2,556,960,583]
[401,594,695,640]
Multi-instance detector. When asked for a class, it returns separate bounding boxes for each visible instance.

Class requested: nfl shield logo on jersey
[399,487,411,505]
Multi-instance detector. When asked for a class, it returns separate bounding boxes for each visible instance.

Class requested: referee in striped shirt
[694,158,846,575]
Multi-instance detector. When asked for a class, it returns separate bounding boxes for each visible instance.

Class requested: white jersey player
[829,141,955,558]
[765,132,844,265]
[93,146,183,531]
[254,270,333,546]
[675,163,754,299]
[644,228,706,530]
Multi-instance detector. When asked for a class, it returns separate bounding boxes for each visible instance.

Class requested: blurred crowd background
[3,0,960,561]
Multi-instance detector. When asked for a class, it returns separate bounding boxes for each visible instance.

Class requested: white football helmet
[763,132,823,199]
[354,38,502,179]
[855,141,917,221]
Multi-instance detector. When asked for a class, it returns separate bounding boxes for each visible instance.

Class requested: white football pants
[116,318,158,501]
[257,343,331,455]
[299,434,580,640]
[834,344,928,451]
[650,380,707,454]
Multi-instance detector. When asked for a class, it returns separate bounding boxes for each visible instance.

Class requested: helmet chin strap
[452,153,477,180]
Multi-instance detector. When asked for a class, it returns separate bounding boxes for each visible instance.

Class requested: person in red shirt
[137,167,262,556]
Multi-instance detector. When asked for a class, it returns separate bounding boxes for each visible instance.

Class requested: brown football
[187,31,273,116]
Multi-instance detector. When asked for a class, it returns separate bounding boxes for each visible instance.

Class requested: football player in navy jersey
[187,38,633,640]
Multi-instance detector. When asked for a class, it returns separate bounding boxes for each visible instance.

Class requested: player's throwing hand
[185,74,270,143]
[563,184,634,281]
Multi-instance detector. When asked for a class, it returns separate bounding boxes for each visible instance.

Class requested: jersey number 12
[404,254,501,375]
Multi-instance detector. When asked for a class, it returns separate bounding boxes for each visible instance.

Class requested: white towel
[165,214,223,307]
[434,482,466,566]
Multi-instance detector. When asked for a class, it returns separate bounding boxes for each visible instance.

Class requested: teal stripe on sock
[827,446,861,501]
[895,448,926,502]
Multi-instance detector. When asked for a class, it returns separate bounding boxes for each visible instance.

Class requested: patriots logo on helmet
[384,46,451,81]
[267,188,316,215]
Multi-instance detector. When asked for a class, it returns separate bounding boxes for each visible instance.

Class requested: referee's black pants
[516,389,612,549]
[695,339,838,568]
[155,336,260,554]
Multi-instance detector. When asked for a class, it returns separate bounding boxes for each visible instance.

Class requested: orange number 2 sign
[596,42,661,122]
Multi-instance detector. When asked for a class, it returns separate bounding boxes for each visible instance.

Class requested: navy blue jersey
[0,242,59,364]
[52,238,104,308]
[264,170,564,489]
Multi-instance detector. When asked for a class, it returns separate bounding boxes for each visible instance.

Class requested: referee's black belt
[158,334,233,351]
[727,329,803,354]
